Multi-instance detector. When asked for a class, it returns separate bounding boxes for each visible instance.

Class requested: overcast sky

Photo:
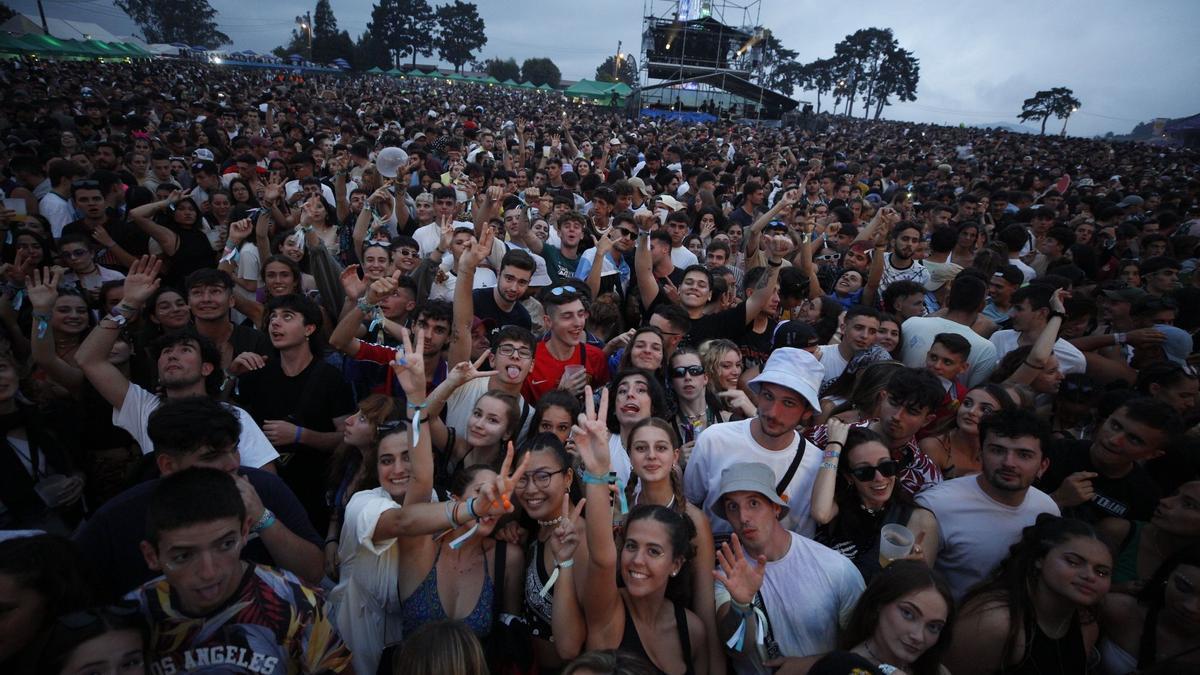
[10,0,1200,136]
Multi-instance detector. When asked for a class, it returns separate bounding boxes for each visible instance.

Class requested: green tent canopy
[501,79,519,87]
[519,81,535,89]
[386,68,403,76]
[446,72,465,81]
[537,83,555,91]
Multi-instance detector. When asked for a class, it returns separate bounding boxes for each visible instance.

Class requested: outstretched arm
[77,256,163,409]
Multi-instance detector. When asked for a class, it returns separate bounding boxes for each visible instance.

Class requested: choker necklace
[860,502,884,516]
[537,515,565,528]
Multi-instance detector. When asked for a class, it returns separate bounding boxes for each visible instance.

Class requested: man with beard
[76,256,279,469]
[686,347,826,537]
[879,221,930,292]
[907,408,1060,601]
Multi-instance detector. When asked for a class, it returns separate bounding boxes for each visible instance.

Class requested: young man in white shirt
[685,347,826,537]
[907,408,1060,600]
[989,284,1086,375]
[712,462,865,674]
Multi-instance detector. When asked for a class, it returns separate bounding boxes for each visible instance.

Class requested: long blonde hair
[393,620,489,675]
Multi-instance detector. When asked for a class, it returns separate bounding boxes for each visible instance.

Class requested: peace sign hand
[474,442,532,518]
[713,534,766,605]
[446,350,499,389]
[572,385,611,474]
[548,492,586,563]
[388,323,426,399]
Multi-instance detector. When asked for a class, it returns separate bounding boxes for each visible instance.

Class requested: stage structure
[637,0,796,121]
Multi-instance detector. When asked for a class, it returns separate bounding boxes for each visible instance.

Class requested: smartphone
[542,146,551,158]
[2,198,26,215]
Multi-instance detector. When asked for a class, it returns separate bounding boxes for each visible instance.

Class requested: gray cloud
[9,0,1198,136]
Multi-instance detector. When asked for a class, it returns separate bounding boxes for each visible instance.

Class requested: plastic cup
[878,523,915,568]
[563,364,587,381]
[34,475,72,507]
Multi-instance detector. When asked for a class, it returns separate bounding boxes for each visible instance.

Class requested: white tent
[1,13,127,42]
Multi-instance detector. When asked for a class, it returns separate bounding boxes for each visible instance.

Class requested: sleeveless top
[523,539,555,640]
[617,594,694,675]
[400,545,495,638]
[1010,614,1086,675]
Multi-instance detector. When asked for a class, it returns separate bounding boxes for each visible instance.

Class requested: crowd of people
[1,55,1199,675]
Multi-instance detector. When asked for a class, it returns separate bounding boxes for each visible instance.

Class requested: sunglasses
[72,179,100,189]
[848,460,899,482]
[548,285,582,298]
[615,227,636,239]
[671,365,705,378]
[815,253,842,262]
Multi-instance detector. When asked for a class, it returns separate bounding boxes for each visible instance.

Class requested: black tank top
[617,595,695,675]
[1010,614,1086,675]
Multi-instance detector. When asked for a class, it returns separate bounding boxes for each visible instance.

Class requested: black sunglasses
[671,365,704,378]
[848,460,899,482]
[72,179,100,189]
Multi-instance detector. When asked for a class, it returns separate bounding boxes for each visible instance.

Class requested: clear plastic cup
[878,523,915,568]
[563,364,587,382]
[34,475,72,507]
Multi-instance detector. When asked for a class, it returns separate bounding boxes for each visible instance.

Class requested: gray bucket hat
[713,462,789,521]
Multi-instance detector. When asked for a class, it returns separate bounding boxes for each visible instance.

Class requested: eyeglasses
[516,468,567,489]
[671,365,704,378]
[495,344,533,360]
[848,460,899,482]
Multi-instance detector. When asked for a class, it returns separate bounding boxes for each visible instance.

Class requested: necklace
[862,639,906,673]
[537,515,565,528]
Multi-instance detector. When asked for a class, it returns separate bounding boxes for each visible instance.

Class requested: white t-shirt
[900,316,998,387]
[444,378,531,446]
[412,219,474,257]
[716,531,864,672]
[879,253,929,292]
[818,345,851,387]
[914,476,1060,601]
[283,179,336,206]
[39,191,75,238]
[671,246,699,269]
[63,265,125,295]
[684,419,823,537]
[988,329,1086,375]
[609,434,633,485]
[112,384,279,468]
[231,240,261,325]
[329,487,405,675]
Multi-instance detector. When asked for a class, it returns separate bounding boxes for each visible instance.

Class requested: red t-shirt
[522,341,610,403]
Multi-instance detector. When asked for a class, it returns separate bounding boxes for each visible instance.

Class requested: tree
[311,0,354,65]
[595,54,637,85]
[484,57,521,82]
[434,1,486,73]
[758,32,800,96]
[354,29,391,70]
[0,3,15,24]
[521,57,561,88]
[115,0,231,47]
[829,27,896,117]
[271,30,308,60]
[367,0,436,67]
[1019,87,1081,135]
[870,47,919,120]
[797,57,839,114]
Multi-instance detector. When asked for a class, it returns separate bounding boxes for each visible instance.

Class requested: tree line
[759,27,920,120]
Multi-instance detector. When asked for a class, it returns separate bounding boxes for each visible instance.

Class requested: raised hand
[1049,288,1070,314]
[388,323,426,398]
[25,267,62,312]
[825,416,850,446]
[461,226,494,271]
[228,218,254,244]
[366,270,401,305]
[122,255,162,306]
[339,264,368,301]
[474,442,533,518]
[446,350,499,389]
[712,534,766,605]
[548,492,586,563]
[572,385,611,473]
[228,351,267,376]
